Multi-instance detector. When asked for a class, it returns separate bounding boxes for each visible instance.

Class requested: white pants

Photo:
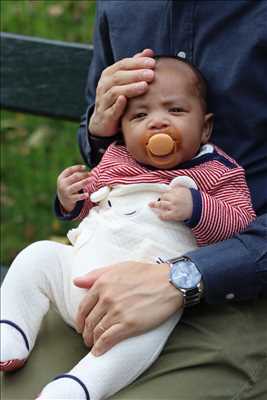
[1,183,197,399]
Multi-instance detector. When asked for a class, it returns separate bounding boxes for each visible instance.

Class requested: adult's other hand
[73,261,183,356]
[89,48,155,137]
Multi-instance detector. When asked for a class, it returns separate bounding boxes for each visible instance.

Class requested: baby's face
[121,58,213,169]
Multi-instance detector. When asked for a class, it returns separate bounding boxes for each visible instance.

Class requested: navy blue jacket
[77,0,267,303]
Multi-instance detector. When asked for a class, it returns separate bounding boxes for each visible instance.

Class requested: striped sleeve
[191,166,256,246]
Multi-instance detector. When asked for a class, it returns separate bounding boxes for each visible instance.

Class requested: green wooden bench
[1,32,93,121]
[0,31,93,399]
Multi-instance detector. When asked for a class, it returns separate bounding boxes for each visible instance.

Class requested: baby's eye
[132,112,147,120]
[169,107,184,113]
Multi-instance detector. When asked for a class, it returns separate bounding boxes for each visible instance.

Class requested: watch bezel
[169,256,202,290]
[164,256,203,307]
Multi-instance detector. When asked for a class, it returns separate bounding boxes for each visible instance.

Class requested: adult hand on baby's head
[57,165,91,212]
[89,48,155,137]
[149,186,193,222]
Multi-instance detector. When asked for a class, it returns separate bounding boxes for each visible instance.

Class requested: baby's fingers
[68,177,92,194]
[149,200,171,211]
[64,171,91,187]
[60,164,87,179]
[72,192,89,202]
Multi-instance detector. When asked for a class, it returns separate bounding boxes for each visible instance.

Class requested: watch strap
[175,282,203,307]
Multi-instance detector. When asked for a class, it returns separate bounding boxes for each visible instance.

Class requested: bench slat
[0,32,93,121]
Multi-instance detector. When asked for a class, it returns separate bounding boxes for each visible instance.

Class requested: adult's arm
[187,213,267,303]
[77,3,155,168]
[77,2,115,167]
[74,213,267,355]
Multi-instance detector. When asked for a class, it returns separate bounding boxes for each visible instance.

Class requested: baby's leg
[0,240,76,371]
[38,311,181,400]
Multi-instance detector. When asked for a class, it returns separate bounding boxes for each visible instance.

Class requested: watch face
[170,259,201,290]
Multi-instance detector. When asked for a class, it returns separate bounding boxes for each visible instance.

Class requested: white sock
[0,321,29,362]
[39,313,181,400]
[0,320,30,371]
[1,247,49,368]
[38,376,87,400]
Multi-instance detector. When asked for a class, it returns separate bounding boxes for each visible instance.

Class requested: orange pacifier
[146,127,182,158]
[147,133,174,156]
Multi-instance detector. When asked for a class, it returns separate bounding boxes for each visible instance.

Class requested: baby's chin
[141,154,181,170]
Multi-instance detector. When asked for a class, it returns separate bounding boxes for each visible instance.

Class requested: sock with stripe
[36,313,181,400]
[37,375,89,400]
[0,320,30,371]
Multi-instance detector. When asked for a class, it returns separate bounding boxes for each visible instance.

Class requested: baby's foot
[38,374,89,399]
[0,320,29,371]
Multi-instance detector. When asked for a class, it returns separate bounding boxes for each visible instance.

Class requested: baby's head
[121,56,213,169]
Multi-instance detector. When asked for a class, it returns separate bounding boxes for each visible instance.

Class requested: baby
[1,56,255,400]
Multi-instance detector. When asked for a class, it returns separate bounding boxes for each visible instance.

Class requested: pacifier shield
[147,133,175,156]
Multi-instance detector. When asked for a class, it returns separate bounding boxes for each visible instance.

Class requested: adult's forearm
[187,213,267,303]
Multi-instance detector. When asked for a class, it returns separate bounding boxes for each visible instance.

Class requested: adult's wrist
[161,262,185,310]
[157,256,204,307]
[185,215,265,304]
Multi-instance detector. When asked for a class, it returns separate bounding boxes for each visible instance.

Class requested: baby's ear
[201,113,213,144]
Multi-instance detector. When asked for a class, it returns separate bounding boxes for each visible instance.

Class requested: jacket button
[177,51,186,59]
[225,293,235,300]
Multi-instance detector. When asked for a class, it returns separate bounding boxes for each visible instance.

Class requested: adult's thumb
[73,268,106,288]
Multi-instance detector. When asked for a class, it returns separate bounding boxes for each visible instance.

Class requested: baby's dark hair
[154,55,208,110]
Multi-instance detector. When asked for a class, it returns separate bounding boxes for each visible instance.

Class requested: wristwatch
[157,256,203,307]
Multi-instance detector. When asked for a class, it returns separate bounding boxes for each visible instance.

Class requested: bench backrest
[0,32,93,121]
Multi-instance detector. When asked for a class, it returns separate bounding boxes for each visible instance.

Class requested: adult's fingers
[74,267,108,289]
[105,56,155,75]
[83,305,107,348]
[133,48,155,59]
[80,280,118,346]
[98,57,155,95]
[112,95,128,120]
[75,290,99,335]
[75,261,183,355]
[92,323,128,357]
[96,95,128,127]
[74,267,110,333]
[89,54,155,138]
[102,68,154,91]
[102,81,149,110]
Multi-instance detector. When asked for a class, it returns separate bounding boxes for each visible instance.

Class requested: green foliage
[1,111,83,264]
[1,1,96,265]
[1,0,96,42]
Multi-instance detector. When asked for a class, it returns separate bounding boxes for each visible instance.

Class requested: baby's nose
[147,116,170,130]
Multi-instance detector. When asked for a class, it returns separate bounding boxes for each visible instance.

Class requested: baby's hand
[149,186,193,222]
[57,165,91,212]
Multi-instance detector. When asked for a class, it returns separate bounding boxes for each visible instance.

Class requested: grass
[1,0,96,265]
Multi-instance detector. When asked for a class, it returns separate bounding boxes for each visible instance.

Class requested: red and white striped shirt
[77,143,256,246]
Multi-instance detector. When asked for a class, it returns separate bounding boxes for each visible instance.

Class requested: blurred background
[1,0,96,266]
